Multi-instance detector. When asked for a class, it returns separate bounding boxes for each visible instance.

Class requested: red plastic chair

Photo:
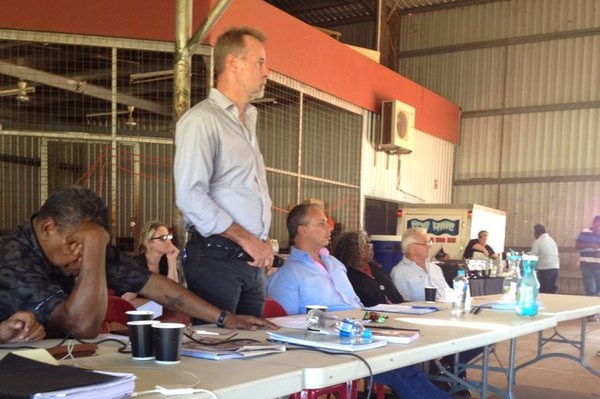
[290,381,358,399]
[262,298,361,399]
[101,295,136,333]
[263,297,288,318]
[362,380,386,399]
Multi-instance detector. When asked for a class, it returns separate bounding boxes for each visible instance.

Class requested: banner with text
[406,218,460,236]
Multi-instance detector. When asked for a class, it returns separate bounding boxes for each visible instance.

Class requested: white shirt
[390,257,453,302]
[530,233,559,270]
[174,88,272,239]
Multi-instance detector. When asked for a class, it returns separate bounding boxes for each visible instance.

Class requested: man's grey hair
[401,227,427,253]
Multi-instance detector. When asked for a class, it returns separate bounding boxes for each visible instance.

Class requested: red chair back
[263,297,287,317]
[101,295,136,333]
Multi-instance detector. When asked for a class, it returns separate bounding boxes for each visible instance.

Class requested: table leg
[514,318,600,378]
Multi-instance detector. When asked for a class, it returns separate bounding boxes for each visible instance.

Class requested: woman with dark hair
[332,230,404,307]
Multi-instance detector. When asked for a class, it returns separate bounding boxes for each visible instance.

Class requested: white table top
[0,301,563,399]
[279,307,556,389]
[472,293,600,322]
[0,336,303,399]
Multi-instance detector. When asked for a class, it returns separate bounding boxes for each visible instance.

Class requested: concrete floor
[470,317,600,398]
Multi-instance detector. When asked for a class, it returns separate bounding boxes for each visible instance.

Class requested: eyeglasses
[412,238,433,247]
[150,233,173,242]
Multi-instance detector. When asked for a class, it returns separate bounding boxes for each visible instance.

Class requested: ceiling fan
[0,80,35,102]
[86,105,137,127]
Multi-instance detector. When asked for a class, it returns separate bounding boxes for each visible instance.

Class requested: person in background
[332,230,404,307]
[0,186,277,339]
[575,216,600,299]
[463,230,498,259]
[0,311,45,343]
[391,227,479,398]
[390,228,452,302]
[267,203,453,399]
[530,224,560,294]
[122,220,183,307]
[174,26,273,321]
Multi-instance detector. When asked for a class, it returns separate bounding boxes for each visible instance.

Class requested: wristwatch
[216,310,231,328]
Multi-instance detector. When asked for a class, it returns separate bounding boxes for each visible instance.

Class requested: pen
[367,325,421,332]
[193,330,221,336]
[411,305,439,311]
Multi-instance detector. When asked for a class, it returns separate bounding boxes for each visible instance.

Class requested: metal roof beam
[0,60,169,115]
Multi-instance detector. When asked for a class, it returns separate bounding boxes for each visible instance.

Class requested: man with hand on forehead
[0,186,277,339]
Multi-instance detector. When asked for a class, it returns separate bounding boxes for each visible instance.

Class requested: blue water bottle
[515,255,539,316]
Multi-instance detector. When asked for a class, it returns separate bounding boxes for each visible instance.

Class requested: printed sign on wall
[406,218,460,236]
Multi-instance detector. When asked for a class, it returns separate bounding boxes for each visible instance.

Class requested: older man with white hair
[390,227,452,302]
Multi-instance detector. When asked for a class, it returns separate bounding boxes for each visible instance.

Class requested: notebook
[363,304,442,315]
[267,329,387,352]
[0,352,135,399]
[181,340,286,360]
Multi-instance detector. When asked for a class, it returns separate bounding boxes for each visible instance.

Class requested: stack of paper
[0,353,135,399]
[363,304,442,315]
[181,340,286,360]
[368,327,420,344]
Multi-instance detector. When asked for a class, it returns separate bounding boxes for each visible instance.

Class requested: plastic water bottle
[451,269,469,316]
[306,309,338,332]
[338,318,370,338]
[516,255,539,316]
[306,309,371,339]
[503,254,521,301]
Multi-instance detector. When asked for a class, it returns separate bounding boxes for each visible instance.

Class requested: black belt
[187,229,283,267]
[189,229,251,261]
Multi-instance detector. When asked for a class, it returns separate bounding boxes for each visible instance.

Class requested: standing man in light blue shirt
[174,27,274,321]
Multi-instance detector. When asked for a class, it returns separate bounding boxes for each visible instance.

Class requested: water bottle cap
[457,269,466,276]
[362,328,372,339]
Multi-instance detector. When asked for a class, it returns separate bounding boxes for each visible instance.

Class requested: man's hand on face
[63,221,110,276]
[63,242,83,275]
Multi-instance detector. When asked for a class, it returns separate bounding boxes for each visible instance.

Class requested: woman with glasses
[122,220,183,307]
[332,230,404,307]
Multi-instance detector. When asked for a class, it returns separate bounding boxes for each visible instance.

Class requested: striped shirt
[576,228,600,264]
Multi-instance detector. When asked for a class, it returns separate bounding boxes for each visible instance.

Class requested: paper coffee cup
[127,320,159,360]
[126,310,154,322]
[152,323,186,365]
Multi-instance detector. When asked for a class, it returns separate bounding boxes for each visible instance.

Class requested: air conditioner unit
[377,100,415,154]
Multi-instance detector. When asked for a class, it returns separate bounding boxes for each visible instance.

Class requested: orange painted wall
[0,0,460,143]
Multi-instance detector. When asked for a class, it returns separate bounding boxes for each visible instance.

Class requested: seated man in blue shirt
[0,186,277,339]
[267,203,452,399]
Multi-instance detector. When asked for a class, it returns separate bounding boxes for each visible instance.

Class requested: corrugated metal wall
[396,0,600,284]
[0,26,457,252]
[361,117,454,205]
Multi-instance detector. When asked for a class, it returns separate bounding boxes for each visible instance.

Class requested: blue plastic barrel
[370,235,403,274]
